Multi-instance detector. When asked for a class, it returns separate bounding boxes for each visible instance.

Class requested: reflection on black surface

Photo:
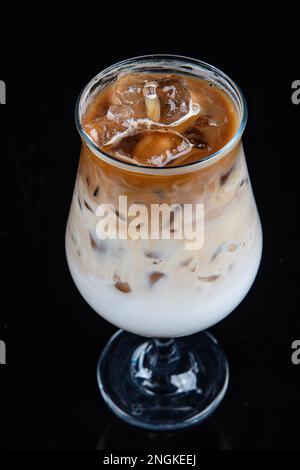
[96,417,230,450]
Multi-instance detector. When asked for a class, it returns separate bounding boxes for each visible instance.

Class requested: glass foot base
[97,330,229,431]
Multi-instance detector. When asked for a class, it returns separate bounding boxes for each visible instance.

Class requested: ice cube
[131,130,192,167]
[115,280,131,293]
[184,127,207,149]
[114,73,148,118]
[149,271,165,285]
[111,130,192,167]
[114,73,200,128]
[142,81,161,122]
[84,115,130,147]
[107,104,133,123]
[111,133,141,159]
[156,77,191,125]
[207,116,228,127]
[193,115,210,127]
[86,74,204,152]
[193,114,227,128]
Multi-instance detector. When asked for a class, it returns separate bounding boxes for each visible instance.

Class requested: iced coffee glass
[66,55,262,430]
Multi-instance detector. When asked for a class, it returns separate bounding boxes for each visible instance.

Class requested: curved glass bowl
[66,55,262,430]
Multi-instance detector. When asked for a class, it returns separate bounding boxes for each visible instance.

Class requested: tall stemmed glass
[66,55,262,430]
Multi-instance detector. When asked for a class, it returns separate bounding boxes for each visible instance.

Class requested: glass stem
[131,337,184,395]
[150,339,181,394]
[151,338,181,370]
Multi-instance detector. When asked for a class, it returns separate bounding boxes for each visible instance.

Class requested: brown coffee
[83,73,238,167]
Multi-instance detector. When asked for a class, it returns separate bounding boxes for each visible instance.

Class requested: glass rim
[75,54,248,175]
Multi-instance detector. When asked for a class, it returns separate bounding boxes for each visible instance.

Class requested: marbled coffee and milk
[66,70,262,337]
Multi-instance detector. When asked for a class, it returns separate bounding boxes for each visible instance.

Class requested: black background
[0,2,299,450]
